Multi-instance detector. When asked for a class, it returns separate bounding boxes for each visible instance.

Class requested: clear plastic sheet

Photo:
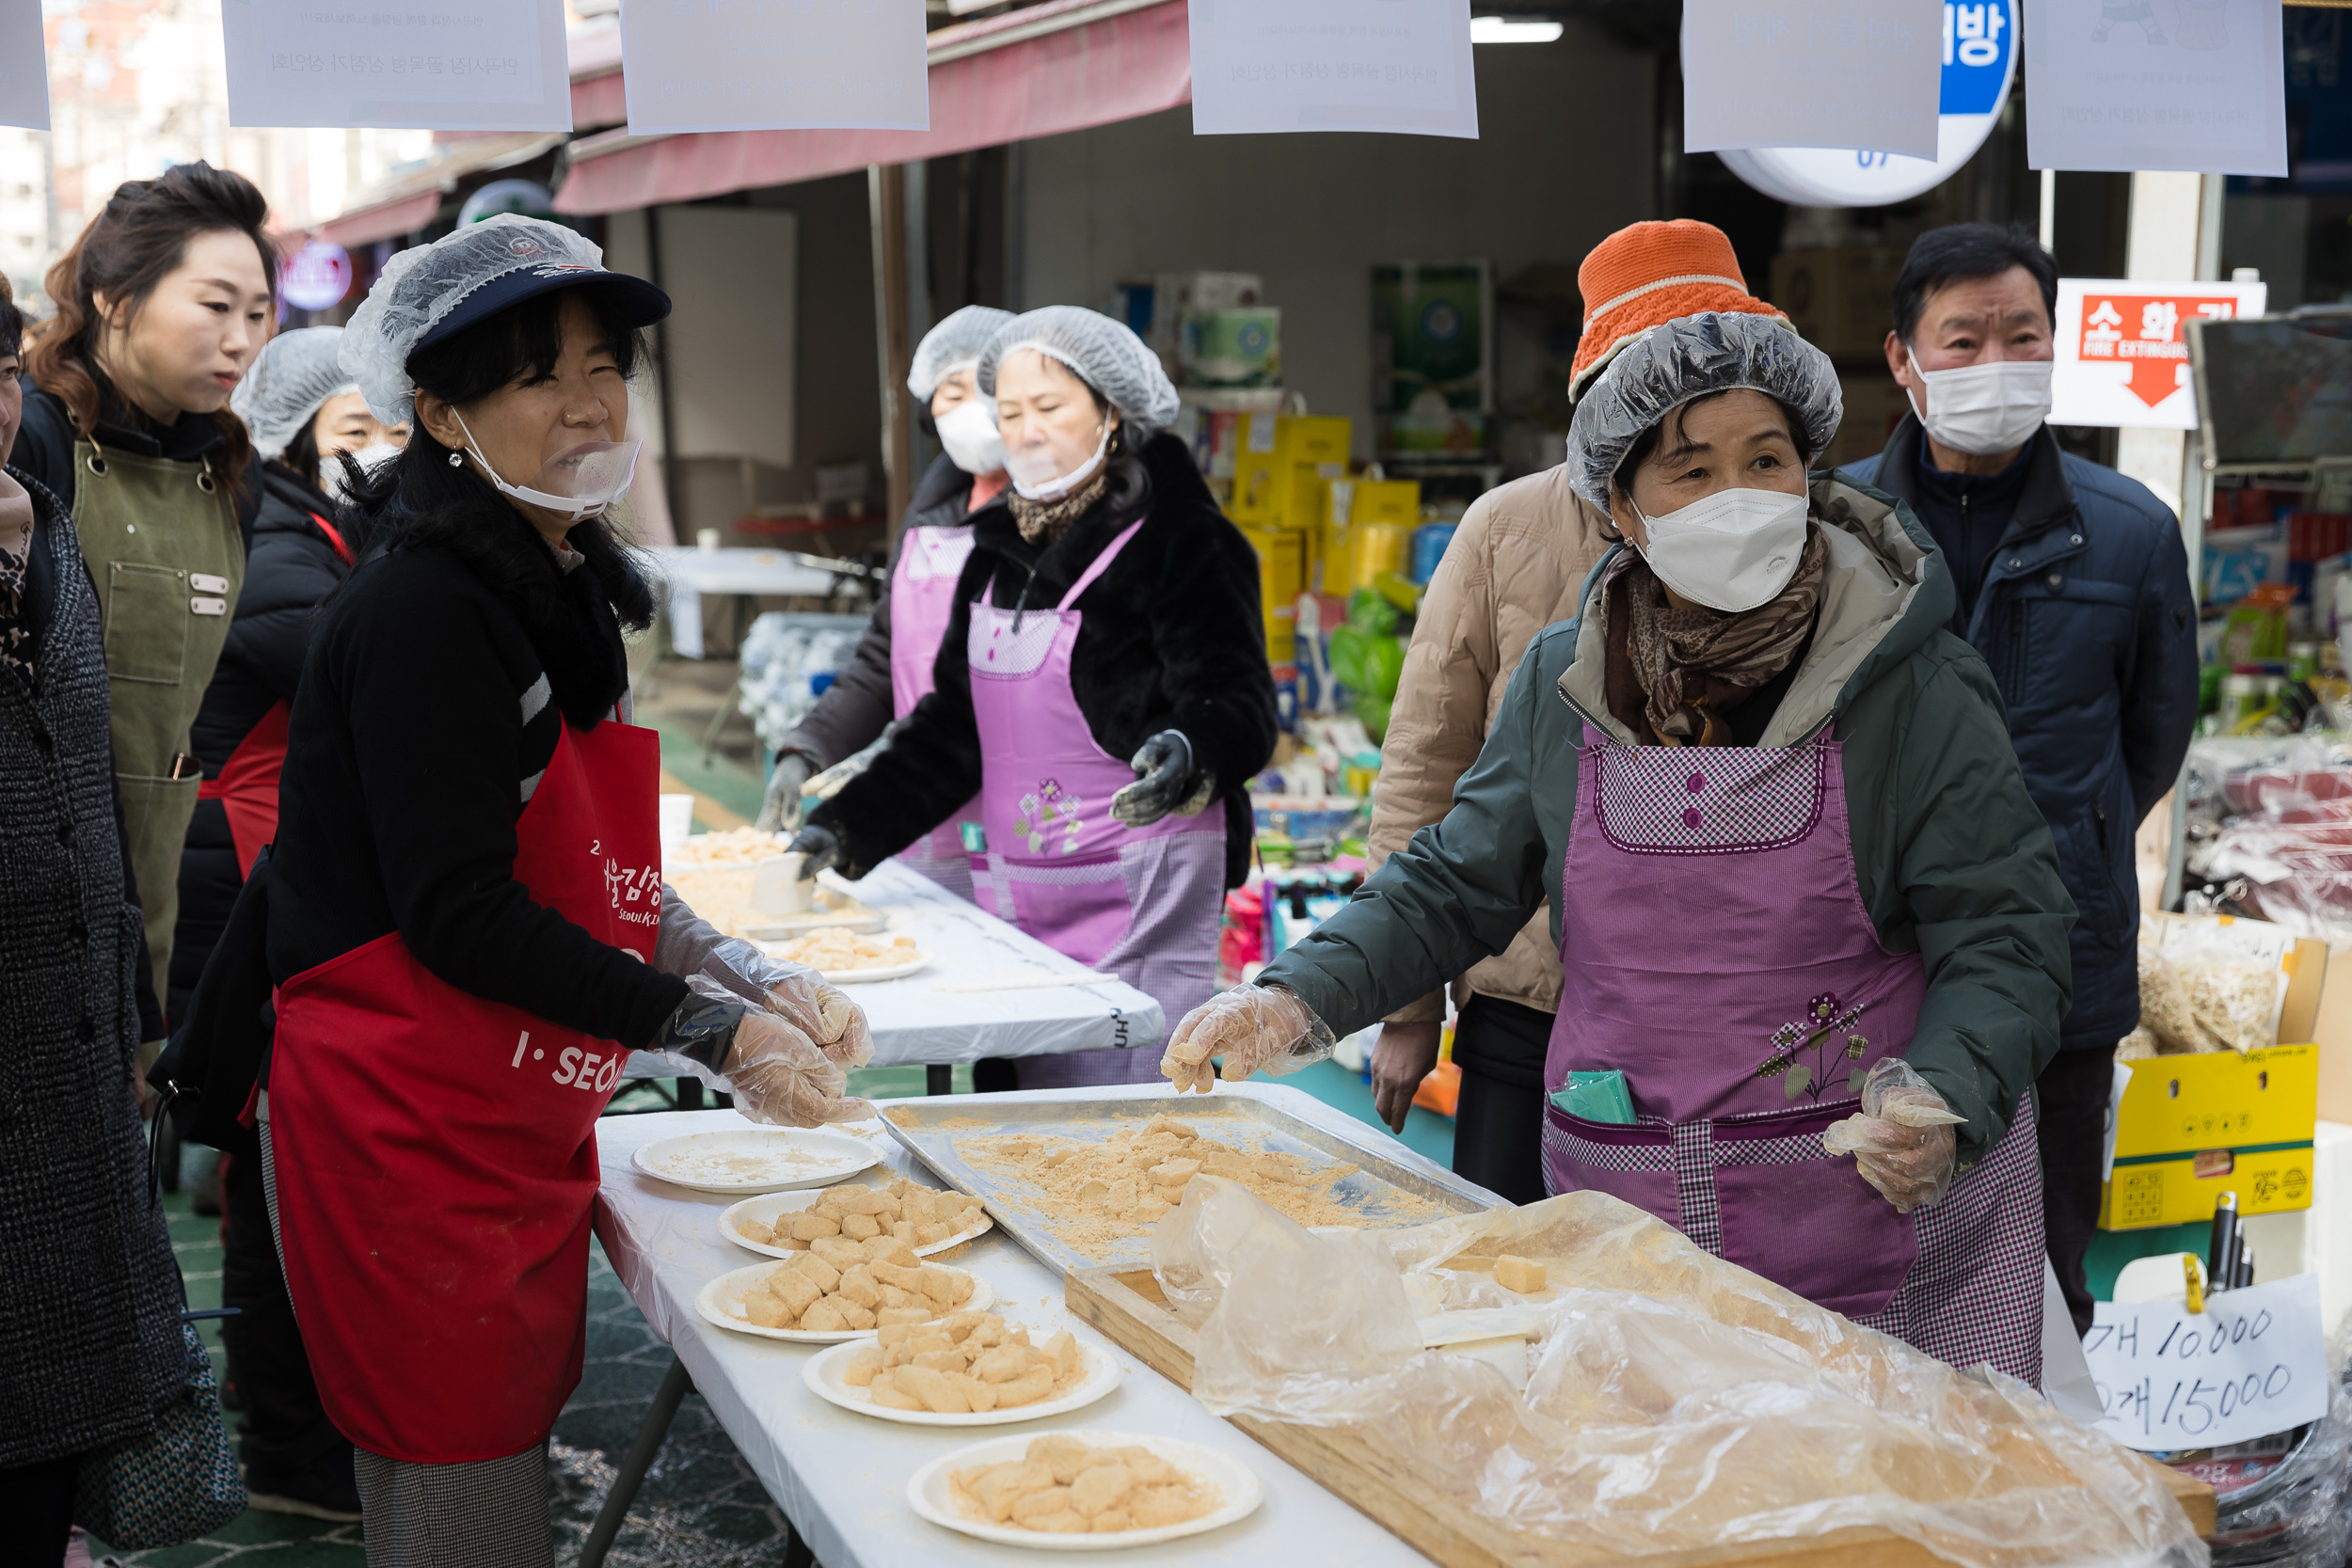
[1156,1180,2210,1567]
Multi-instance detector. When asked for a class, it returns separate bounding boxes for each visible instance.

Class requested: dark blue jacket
[1845,415,2198,1052]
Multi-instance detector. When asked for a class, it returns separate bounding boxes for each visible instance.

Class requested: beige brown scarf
[1007,466,1110,546]
[1603,522,1827,746]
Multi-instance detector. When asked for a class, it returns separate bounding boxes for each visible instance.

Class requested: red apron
[266,715,661,1462]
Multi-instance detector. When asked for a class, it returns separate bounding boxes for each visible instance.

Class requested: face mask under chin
[1007,420,1111,502]
[453,412,642,522]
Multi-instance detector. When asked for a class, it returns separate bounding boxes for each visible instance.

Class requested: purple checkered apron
[886,522,979,902]
[1544,722,2045,1384]
[965,516,1224,1087]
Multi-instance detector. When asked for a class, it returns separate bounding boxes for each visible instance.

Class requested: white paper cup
[696,528,723,554]
[752,852,813,914]
[659,793,695,852]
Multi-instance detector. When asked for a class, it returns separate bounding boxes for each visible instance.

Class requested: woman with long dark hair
[15,161,277,1014]
[259,218,871,1560]
[792,307,1278,1087]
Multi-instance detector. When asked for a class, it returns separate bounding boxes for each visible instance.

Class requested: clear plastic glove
[1821,1058,1966,1214]
[787,822,845,879]
[754,751,817,833]
[1111,729,1195,828]
[1160,983,1336,1094]
[761,970,873,1069]
[722,1007,871,1128]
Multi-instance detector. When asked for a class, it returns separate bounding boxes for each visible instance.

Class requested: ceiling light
[1470,16,1565,43]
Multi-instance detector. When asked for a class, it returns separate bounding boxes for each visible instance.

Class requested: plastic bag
[1154,1181,2208,1567]
[2175,1323,2352,1565]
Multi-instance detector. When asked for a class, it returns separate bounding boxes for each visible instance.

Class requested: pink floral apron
[1543,722,2046,1383]
[967,517,1225,1086]
[889,523,978,901]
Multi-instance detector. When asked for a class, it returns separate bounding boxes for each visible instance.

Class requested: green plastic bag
[1549,1069,1636,1125]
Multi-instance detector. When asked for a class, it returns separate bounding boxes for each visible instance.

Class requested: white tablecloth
[630,861,1168,1079]
[648,547,844,658]
[592,1101,1444,1568]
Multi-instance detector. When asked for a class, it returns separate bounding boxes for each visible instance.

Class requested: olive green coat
[1262,474,2076,1164]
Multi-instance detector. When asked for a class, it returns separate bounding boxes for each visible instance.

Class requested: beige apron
[70,434,244,1019]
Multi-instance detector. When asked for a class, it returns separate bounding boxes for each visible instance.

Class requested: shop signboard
[2023,0,2288,175]
[0,0,48,132]
[1187,0,1479,139]
[2052,277,2268,429]
[221,0,571,130]
[1682,0,1942,161]
[620,0,928,135]
[278,241,353,312]
[2082,1273,2328,1452]
[1721,0,2015,207]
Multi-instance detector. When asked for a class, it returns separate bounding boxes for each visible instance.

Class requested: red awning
[553,0,1190,216]
[319,189,443,249]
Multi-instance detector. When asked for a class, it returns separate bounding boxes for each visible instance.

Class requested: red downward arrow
[2125,356,2185,408]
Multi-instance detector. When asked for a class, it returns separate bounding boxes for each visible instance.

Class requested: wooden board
[1066,1267,2217,1568]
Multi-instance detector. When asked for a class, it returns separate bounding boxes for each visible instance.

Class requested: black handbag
[149,845,275,1162]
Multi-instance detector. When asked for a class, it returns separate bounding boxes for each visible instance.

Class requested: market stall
[589,1088,2220,1568]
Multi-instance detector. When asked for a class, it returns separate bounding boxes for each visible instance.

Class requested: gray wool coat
[0,468,185,1466]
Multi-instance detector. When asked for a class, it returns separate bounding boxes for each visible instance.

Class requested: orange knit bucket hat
[1567,220,1788,404]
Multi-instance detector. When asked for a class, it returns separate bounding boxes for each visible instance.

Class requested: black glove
[1111,729,1194,829]
[787,823,845,879]
[754,751,817,832]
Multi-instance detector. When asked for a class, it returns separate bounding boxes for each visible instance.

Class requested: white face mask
[933,397,1006,476]
[1905,350,2053,457]
[1632,486,1811,613]
[1007,420,1110,502]
[322,440,404,502]
[454,412,641,522]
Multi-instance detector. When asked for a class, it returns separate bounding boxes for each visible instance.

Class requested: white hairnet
[232,326,358,461]
[340,216,615,426]
[1564,311,1843,510]
[978,306,1182,439]
[909,305,1014,403]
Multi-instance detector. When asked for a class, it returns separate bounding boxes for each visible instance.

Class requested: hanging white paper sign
[221,0,571,131]
[1682,0,1942,160]
[2053,277,2269,429]
[2083,1274,2327,1452]
[0,0,49,132]
[1722,0,2015,207]
[621,0,930,136]
[1187,0,1479,140]
[2024,0,2287,175]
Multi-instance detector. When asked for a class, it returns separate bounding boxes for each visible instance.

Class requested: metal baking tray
[878,1082,1502,1277]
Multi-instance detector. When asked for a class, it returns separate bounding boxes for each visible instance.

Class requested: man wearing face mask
[1844,223,2198,1338]
[752,307,1012,903]
[1157,248,2077,1389]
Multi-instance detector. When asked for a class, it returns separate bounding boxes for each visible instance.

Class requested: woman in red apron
[751,305,1014,900]
[260,218,872,1565]
[792,307,1279,1087]
[1162,232,2075,1389]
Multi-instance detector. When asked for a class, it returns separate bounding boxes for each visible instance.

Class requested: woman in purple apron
[754,306,1014,901]
[796,307,1278,1087]
[1162,275,2073,1387]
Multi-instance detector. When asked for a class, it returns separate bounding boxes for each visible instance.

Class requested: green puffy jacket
[1262,474,2076,1165]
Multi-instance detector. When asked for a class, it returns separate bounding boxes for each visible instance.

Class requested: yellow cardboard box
[1241,525,1307,663]
[1232,415,1352,529]
[2099,1044,2319,1230]
[1319,478,1422,596]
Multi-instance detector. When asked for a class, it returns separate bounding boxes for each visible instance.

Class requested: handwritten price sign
[2084,1273,2327,1452]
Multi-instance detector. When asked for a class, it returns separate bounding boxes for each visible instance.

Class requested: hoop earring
[449,451,463,467]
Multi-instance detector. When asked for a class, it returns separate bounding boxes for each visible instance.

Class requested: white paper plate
[818,954,931,984]
[631,1127,877,1194]
[694,1259,993,1344]
[905,1430,1263,1549]
[717,1191,993,1259]
[803,1337,1120,1426]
